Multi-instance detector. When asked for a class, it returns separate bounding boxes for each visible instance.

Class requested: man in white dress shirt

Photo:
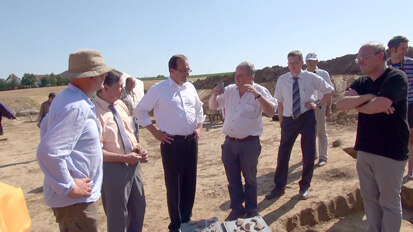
[135,54,205,232]
[209,62,277,220]
[265,50,334,201]
[305,52,334,166]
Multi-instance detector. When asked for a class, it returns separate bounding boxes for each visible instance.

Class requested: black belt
[226,135,259,142]
[173,132,195,139]
[284,109,313,120]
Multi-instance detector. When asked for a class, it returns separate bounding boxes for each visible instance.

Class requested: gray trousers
[222,137,261,213]
[102,162,146,232]
[357,151,406,232]
[315,106,328,161]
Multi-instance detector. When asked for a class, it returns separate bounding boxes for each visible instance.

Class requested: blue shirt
[37,83,103,208]
[389,56,413,104]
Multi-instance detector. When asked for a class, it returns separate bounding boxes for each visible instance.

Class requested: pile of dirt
[192,48,413,90]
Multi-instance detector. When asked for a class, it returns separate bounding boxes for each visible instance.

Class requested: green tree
[21,73,36,87]
[0,79,7,90]
[48,73,57,86]
[8,78,19,89]
[40,77,49,87]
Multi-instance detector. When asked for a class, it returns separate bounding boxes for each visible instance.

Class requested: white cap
[305,52,318,61]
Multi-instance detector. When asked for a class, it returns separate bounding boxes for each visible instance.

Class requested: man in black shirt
[337,42,409,232]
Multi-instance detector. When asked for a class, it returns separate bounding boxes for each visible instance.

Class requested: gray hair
[288,50,303,62]
[236,61,255,76]
[361,42,386,61]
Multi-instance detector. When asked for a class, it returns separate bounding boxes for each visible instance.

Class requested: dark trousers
[273,110,316,191]
[222,137,261,213]
[161,134,198,231]
[52,202,98,232]
[101,162,146,232]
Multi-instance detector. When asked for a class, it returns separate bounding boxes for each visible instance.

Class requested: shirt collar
[168,76,187,89]
[94,95,121,109]
[68,83,95,108]
[290,70,303,79]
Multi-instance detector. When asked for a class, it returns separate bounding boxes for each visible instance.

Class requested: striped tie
[292,77,301,118]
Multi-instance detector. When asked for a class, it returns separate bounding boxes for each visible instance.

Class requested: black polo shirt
[350,67,409,161]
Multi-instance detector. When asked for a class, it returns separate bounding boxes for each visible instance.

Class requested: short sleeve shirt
[350,68,409,161]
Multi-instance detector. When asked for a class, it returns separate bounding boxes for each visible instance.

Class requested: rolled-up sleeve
[260,87,278,109]
[313,74,334,95]
[135,86,158,127]
[36,107,84,196]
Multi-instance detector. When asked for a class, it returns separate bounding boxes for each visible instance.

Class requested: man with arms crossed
[337,42,409,232]
[387,35,413,179]
[135,54,205,232]
[37,49,112,231]
[209,62,277,220]
[93,70,147,232]
[265,50,334,200]
[305,52,334,166]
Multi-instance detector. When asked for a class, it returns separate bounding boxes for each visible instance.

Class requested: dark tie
[108,104,133,154]
[292,77,301,118]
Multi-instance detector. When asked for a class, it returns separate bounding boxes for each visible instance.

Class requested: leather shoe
[299,189,309,200]
[225,209,245,221]
[265,187,285,200]
[245,209,259,218]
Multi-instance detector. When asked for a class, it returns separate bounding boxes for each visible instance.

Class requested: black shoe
[225,209,245,221]
[245,209,259,218]
[265,187,285,200]
[299,189,309,200]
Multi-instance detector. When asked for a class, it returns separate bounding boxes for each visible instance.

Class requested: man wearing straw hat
[37,49,113,231]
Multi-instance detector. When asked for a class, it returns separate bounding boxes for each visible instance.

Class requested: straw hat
[61,49,113,79]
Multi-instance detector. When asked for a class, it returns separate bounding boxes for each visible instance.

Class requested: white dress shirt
[312,67,334,101]
[135,77,205,136]
[274,70,334,117]
[216,83,277,139]
[37,84,103,208]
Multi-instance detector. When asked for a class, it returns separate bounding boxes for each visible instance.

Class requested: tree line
[0,73,70,90]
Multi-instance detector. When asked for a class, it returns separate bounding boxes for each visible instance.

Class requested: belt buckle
[292,115,296,120]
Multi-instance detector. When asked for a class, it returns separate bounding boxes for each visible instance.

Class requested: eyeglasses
[176,68,192,73]
[288,61,301,66]
[355,52,381,63]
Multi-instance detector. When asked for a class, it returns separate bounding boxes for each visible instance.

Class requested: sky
[1,0,412,79]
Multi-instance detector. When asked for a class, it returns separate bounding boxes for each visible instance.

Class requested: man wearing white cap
[305,52,334,167]
[37,49,113,231]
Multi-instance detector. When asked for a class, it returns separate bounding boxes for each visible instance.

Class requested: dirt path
[1,116,412,231]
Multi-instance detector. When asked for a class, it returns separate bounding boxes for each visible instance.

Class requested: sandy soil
[1,85,413,231]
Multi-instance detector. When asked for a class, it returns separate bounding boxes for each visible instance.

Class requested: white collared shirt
[135,77,205,136]
[274,70,334,117]
[311,67,334,100]
[216,83,277,138]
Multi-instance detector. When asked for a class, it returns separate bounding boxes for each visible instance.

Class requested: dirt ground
[1,85,413,231]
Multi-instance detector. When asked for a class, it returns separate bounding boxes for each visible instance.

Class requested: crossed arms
[336,88,394,114]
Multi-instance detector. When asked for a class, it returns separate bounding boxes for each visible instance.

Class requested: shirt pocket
[240,103,258,119]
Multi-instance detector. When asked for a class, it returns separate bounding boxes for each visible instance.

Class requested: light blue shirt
[37,83,103,208]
